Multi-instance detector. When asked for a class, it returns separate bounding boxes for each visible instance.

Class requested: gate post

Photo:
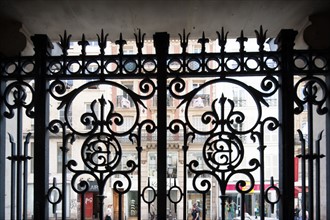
[0,59,6,220]
[276,29,297,220]
[31,34,53,220]
[327,70,330,220]
[153,32,170,220]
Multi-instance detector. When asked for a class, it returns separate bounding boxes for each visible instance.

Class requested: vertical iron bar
[307,83,314,220]
[119,193,122,220]
[326,75,330,220]
[9,134,16,219]
[240,194,245,220]
[16,89,22,220]
[23,134,31,220]
[202,193,206,220]
[61,138,67,220]
[98,173,105,220]
[81,193,85,220]
[220,195,226,220]
[137,146,142,220]
[259,144,266,220]
[315,133,322,220]
[31,34,52,220]
[0,79,6,220]
[183,145,188,220]
[97,194,105,220]
[300,133,307,220]
[153,32,170,220]
[276,29,297,220]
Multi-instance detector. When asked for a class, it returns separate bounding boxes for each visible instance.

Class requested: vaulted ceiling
[1,0,330,42]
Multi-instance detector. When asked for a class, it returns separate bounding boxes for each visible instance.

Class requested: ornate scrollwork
[204,133,244,172]
[49,80,154,136]
[82,132,121,172]
[3,81,34,119]
[175,75,278,215]
[294,76,328,115]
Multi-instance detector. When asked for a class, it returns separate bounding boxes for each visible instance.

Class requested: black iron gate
[0,28,329,220]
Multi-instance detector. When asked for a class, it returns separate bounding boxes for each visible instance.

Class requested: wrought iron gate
[0,27,329,220]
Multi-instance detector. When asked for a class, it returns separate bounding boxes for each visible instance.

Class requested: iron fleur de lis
[179,29,190,54]
[198,32,209,53]
[134,29,146,55]
[78,34,89,56]
[97,29,109,55]
[236,30,248,53]
[115,33,127,55]
[216,27,228,53]
[59,30,72,55]
[255,26,268,51]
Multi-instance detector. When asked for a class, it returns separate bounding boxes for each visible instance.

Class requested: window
[167,152,178,178]
[117,116,134,132]
[124,45,134,55]
[57,142,72,173]
[148,152,157,177]
[30,142,34,173]
[65,80,73,89]
[31,118,34,130]
[85,102,99,130]
[192,115,208,132]
[167,91,173,107]
[117,82,133,108]
[89,41,98,47]
[59,104,72,124]
[265,96,277,106]
[86,65,99,88]
[192,82,205,94]
[192,82,209,107]
[120,152,138,176]
[232,87,246,107]
[192,44,201,53]
[187,152,210,178]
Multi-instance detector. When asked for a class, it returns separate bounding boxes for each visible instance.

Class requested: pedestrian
[229,200,236,220]
[105,204,112,220]
[191,203,200,220]
[150,203,157,220]
[294,205,300,220]
[225,200,230,219]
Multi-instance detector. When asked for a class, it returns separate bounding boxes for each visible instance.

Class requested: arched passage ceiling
[1,0,330,41]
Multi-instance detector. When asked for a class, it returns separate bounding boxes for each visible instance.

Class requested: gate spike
[58,30,72,56]
[134,28,145,55]
[197,31,209,53]
[115,33,127,55]
[179,29,190,54]
[255,25,268,51]
[78,34,89,56]
[236,30,248,53]
[97,29,108,55]
[216,27,228,53]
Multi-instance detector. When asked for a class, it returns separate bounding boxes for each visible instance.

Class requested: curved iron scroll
[48,78,156,220]
[169,75,280,219]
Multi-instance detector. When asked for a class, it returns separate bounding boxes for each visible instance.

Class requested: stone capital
[0,18,27,56]
[303,12,330,49]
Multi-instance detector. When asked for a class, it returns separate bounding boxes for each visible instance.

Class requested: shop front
[225,184,277,218]
[78,181,100,219]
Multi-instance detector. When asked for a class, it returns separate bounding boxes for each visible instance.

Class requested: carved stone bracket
[0,18,27,56]
[304,12,330,49]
